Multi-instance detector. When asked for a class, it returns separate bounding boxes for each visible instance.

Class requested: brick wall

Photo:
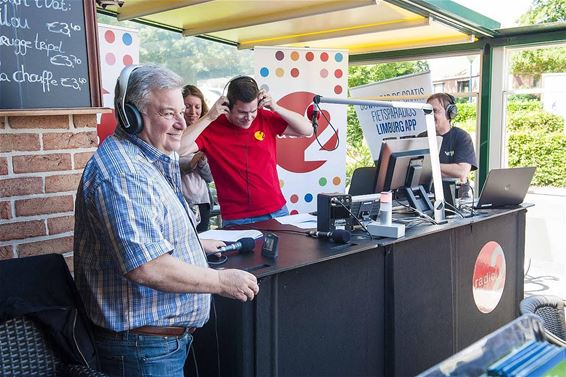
[0,114,98,270]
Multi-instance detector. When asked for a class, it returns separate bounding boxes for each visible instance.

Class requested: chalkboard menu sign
[0,0,101,109]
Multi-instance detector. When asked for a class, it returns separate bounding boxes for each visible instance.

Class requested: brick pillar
[0,114,98,271]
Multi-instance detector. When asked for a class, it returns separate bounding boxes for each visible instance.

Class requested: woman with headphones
[179,85,214,232]
[426,93,478,191]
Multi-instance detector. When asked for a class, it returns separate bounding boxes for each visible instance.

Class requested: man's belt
[130,326,196,336]
[94,325,196,338]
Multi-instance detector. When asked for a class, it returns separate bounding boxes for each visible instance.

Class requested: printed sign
[349,71,432,160]
[96,24,139,143]
[255,47,348,214]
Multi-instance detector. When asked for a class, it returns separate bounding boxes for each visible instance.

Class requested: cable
[190,342,200,377]
[212,297,221,377]
[444,201,466,218]
[313,102,340,152]
[207,254,228,266]
[393,198,439,226]
[329,197,373,239]
[457,183,478,217]
[253,228,307,235]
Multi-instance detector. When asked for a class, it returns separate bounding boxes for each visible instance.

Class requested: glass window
[504,43,566,299]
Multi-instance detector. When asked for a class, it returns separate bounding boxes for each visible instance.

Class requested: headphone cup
[123,103,144,134]
[446,103,458,120]
[445,93,457,120]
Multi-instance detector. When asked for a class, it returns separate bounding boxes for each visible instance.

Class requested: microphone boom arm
[313,95,445,223]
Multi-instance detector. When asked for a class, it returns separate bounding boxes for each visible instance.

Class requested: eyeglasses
[159,110,186,121]
[143,109,186,121]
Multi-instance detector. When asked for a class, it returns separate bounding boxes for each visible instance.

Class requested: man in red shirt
[179,76,312,226]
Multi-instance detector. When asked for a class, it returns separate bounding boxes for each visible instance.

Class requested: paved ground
[523,187,566,300]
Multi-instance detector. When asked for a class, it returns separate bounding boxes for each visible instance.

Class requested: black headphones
[444,93,458,121]
[222,75,258,96]
[116,64,144,134]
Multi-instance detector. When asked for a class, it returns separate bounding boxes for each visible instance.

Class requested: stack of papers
[199,229,263,242]
[275,213,317,229]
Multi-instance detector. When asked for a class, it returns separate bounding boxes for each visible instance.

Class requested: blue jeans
[222,205,289,227]
[94,330,192,377]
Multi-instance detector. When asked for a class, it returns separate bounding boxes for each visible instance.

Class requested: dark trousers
[196,203,211,233]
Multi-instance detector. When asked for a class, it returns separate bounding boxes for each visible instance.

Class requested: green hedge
[507,100,542,113]
[453,102,476,124]
[508,110,564,133]
[508,132,566,186]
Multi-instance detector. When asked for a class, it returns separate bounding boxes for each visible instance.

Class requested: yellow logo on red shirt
[254,131,265,141]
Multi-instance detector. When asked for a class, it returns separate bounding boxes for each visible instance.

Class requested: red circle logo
[472,241,506,313]
[276,91,338,173]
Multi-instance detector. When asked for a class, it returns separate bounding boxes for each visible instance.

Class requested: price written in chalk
[50,53,81,68]
[0,64,87,93]
[47,21,81,37]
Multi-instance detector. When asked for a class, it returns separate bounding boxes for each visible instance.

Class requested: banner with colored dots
[255,47,348,215]
[96,24,139,143]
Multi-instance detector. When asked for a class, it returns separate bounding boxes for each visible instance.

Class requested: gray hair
[116,64,184,113]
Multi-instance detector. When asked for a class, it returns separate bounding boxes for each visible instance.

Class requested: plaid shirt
[74,130,210,331]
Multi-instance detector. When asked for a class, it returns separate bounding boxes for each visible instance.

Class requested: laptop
[474,167,536,209]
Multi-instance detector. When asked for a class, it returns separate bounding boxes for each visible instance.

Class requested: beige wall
[0,114,98,271]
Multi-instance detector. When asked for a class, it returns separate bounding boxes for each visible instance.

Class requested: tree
[97,14,253,84]
[511,0,566,79]
[518,0,566,24]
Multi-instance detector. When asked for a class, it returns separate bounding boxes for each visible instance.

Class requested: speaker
[444,93,458,121]
[116,64,144,134]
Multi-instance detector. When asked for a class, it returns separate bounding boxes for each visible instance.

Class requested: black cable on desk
[393,199,438,225]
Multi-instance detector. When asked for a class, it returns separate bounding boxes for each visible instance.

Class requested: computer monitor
[375,136,441,214]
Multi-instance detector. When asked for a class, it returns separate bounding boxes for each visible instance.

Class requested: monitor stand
[399,185,434,216]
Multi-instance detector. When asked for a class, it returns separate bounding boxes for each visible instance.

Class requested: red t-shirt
[195,109,288,220]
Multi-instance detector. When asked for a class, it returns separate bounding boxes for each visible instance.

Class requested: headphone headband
[445,93,456,104]
[223,75,258,96]
[117,64,141,131]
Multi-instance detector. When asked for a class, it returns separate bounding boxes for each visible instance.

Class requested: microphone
[311,107,319,133]
[306,229,351,244]
[307,104,320,133]
[216,237,256,254]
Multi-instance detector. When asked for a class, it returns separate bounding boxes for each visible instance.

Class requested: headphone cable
[313,102,340,152]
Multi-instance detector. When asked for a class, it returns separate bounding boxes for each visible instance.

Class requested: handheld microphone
[306,229,351,244]
[217,237,256,254]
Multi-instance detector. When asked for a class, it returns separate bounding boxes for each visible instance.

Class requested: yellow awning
[98,0,500,55]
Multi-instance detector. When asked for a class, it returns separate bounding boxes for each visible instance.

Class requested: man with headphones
[424,93,477,189]
[74,64,259,377]
[179,75,312,227]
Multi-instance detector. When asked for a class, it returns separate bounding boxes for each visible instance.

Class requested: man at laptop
[420,93,478,197]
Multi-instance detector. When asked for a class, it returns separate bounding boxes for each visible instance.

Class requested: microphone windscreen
[239,237,256,252]
[332,229,351,244]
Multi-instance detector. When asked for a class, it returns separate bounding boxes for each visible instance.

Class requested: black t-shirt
[419,127,477,170]
[438,127,478,170]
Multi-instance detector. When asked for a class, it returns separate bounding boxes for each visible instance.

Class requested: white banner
[97,24,140,143]
[350,71,432,160]
[255,46,348,214]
